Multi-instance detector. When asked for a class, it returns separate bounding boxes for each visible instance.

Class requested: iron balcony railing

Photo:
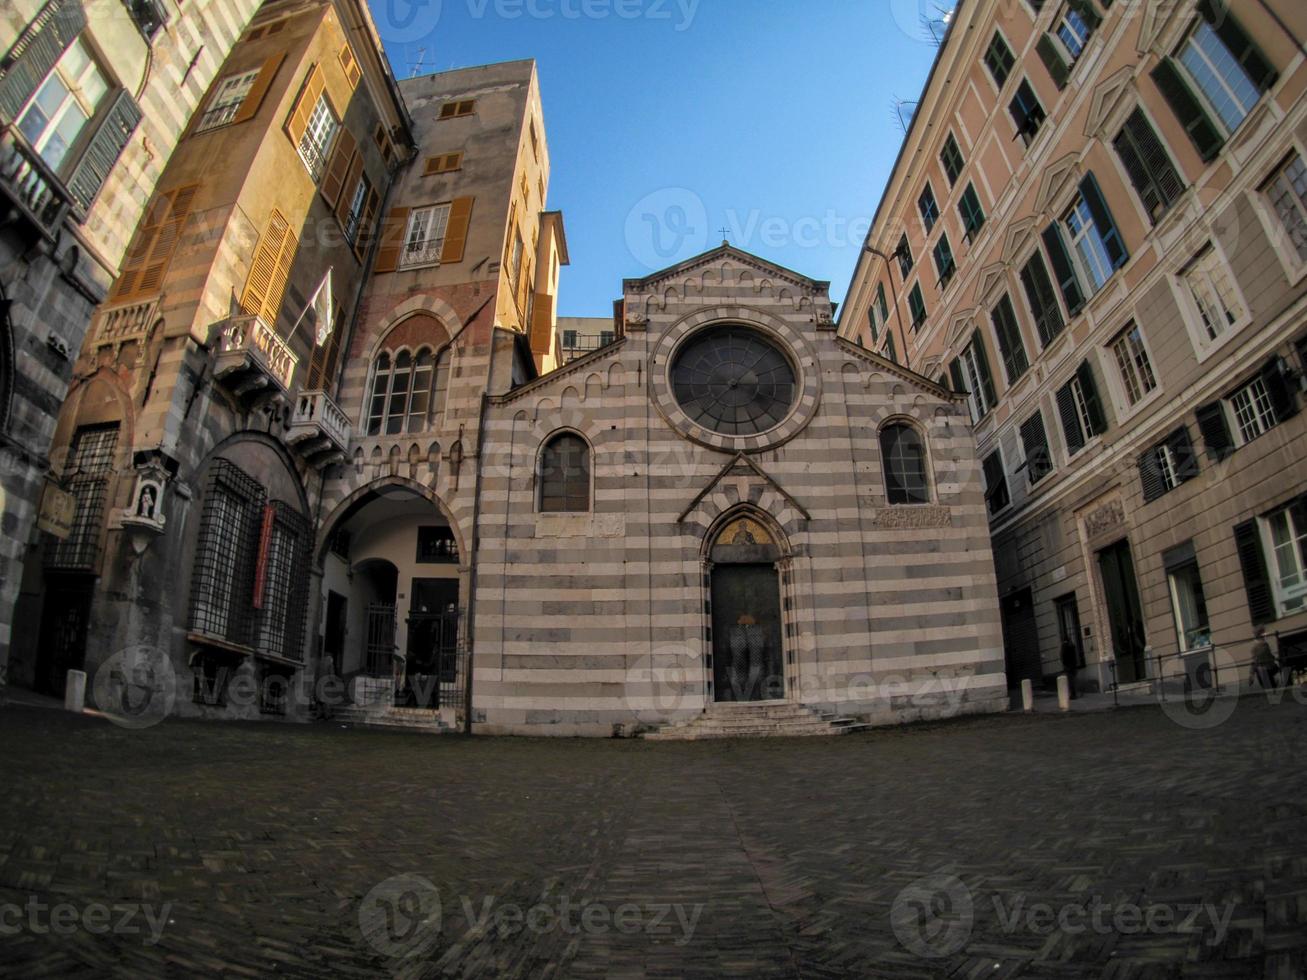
[0,124,72,237]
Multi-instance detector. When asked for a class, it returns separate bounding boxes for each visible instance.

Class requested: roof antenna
[410,46,427,78]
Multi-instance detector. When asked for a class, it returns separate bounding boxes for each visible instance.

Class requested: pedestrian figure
[1251,628,1278,690]
[1060,636,1079,700]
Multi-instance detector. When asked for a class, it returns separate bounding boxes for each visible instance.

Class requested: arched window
[881,423,930,504]
[366,347,435,436]
[539,433,590,512]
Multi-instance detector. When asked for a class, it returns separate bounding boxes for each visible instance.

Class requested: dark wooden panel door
[1098,540,1147,684]
[323,591,347,676]
[711,564,783,702]
[1000,588,1042,686]
[35,573,95,696]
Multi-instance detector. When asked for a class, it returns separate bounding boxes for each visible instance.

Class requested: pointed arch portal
[708,512,785,703]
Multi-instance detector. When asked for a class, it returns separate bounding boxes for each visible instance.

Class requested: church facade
[8,16,1008,734]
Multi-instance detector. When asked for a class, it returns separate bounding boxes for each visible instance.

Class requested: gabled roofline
[624,243,831,293]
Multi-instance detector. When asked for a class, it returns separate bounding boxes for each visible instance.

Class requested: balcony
[0,125,72,241]
[214,314,298,401]
[86,296,160,364]
[287,390,351,468]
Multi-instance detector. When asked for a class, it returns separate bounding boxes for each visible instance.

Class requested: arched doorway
[708,513,786,703]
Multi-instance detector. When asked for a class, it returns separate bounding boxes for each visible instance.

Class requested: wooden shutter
[1078,173,1129,270]
[1076,360,1107,435]
[111,183,198,299]
[1020,412,1052,484]
[1042,223,1085,316]
[1151,60,1225,162]
[66,89,142,213]
[373,207,410,273]
[0,0,87,119]
[1195,401,1233,460]
[1057,381,1085,454]
[1113,109,1185,223]
[982,452,1007,507]
[1168,426,1200,482]
[284,65,324,146]
[1138,446,1166,503]
[971,333,998,411]
[991,295,1028,384]
[1233,519,1275,626]
[232,53,284,125]
[949,358,967,395]
[320,128,357,208]
[334,154,364,226]
[1021,252,1064,347]
[441,196,473,264]
[240,210,297,324]
[1260,357,1299,422]
[1196,0,1277,91]
[338,43,361,88]
[1036,35,1069,89]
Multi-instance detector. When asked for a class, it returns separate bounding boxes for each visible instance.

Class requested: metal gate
[403,608,466,709]
[365,603,396,676]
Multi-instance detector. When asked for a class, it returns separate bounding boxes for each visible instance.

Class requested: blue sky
[375,0,950,316]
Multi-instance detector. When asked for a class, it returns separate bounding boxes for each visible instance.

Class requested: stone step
[640,702,869,741]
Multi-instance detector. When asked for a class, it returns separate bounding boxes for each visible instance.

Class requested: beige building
[840,0,1307,691]
[1,0,260,693]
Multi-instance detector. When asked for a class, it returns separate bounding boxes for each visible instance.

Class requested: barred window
[252,502,311,662]
[189,459,263,644]
[539,433,590,513]
[47,424,118,571]
[880,423,930,505]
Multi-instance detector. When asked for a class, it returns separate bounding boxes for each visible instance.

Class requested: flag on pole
[306,268,335,346]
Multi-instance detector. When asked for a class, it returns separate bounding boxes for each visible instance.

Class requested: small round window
[670,326,797,436]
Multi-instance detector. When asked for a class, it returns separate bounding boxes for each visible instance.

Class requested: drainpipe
[464,317,499,734]
[865,246,912,370]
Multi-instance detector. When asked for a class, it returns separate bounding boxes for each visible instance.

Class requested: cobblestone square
[1,697,1306,978]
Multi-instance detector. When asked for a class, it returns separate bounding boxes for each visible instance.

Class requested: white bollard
[1021,678,1034,713]
[64,669,87,713]
[1057,674,1071,712]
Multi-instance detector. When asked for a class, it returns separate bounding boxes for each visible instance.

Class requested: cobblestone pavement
[1,696,1306,978]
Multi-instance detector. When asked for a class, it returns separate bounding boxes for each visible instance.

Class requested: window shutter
[0,0,87,119]
[991,295,1028,384]
[1233,519,1275,625]
[284,65,324,146]
[1020,253,1064,347]
[971,333,999,411]
[1138,446,1165,502]
[1078,172,1129,270]
[264,224,298,327]
[1168,426,1200,482]
[1196,0,1277,91]
[1113,110,1185,224]
[949,358,966,395]
[1036,35,1070,89]
[440,196,474,264]
[1057,380,1086,454]
[1020,412,1052,484]
[353,184,379,259]
[1151,60,1225,162]
[320,128,356,209]
[66,89,142,213]
[231,53,284,126]
[1076,360,1107,435]
[334,154,364,226]
[372,206,410,273]
[1195,401,1233,460]
[240,210,293,322]
[1042,223,1085,315]
[111,183,197,299]
[338,43,361,88]
[1260,357,1298,421]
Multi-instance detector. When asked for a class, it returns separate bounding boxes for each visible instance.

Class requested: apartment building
[9,0,412,712]
[0,0,262,693]
[840,0,1307,691]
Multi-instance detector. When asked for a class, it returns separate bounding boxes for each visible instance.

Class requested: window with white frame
[1182,245,1244,342]
[1229,376,1277,443]
[1263,154,1307,263]
[1167,559,1211,652]
[1110,323,1157,406]
[16,39,109,173]
[196,69,260,132]
[1177,21,1262,135]
[1264,504,1307,614]
[1064,193,1116,293]
[343,172,373,246]
[400,204,451,269]
[1054,6,1092,62]
[366,348,437,436]
[296,94,338,182]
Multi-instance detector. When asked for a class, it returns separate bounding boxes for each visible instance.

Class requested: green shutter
[1036,35,1070,90]
[1057,381,1085,454]
[1233,519,1275,625]
[66,89,142,213]
[1020,253,1065,347]
[971,333,998,412]
[1195,401,1233,460]
[1078,172,1129,270]
[1067,0,1102,30]
[991,295,1028,385]
[1196,0,1277,91]
[1168,426,1200,482]
[1260,357,1299,422]
[949,358,966,395]
[1021,411,1053,484]
[1138,446,1166,503]
[0,0,87,120]
[1151,59,1225,162]
[1077,361,1108,435]
[1042,223,1085,316]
